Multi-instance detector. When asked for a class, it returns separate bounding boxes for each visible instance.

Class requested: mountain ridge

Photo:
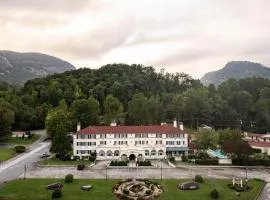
[0,50,75,84]
[200,61,270,85]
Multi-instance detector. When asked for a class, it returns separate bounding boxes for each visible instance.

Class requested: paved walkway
[0,130,50,182]
[259,182,270,200]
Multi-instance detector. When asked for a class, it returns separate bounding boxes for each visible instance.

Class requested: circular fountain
[113,179,163,200]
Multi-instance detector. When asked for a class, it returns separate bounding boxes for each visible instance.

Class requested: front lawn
[0,178,264,200]
[3,134,40,145]
[0,148,14,161]
[39,157,92,166]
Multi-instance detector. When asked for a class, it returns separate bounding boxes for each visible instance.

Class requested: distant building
[244,132,270,155]
[73,120,189,161]
[11,131,28,138]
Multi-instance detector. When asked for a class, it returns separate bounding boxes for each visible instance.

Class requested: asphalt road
[0,130,50,183]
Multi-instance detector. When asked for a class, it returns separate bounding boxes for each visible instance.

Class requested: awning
[166,147,189,152]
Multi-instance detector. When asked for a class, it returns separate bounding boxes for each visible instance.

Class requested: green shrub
[89,156,96,162]
[110,160,128,166]
[52,189,62,199]
[232,158,270,166]
[77,164,85,170]
[137,160,151,166]
[65,174,73,183]
[169,157,175,162]
[14,145,26,153]
[210,189,219,199]
[181,155,188,162]
[195,159,219,165]
[195,175,203,183]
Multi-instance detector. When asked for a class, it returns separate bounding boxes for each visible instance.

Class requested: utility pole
[24,164,26,180]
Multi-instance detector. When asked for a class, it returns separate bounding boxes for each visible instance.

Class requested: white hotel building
[73,121,189,161]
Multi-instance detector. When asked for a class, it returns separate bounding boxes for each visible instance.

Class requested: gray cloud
[1,0,270,78]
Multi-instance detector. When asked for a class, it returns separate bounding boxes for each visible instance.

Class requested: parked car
[40,152,50,158]
[178,182,199,190]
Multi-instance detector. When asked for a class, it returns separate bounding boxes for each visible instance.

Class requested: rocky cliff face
[201,61,270,86]
[0,50,75,84]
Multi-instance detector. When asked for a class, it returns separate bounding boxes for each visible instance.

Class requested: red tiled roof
[78,125,184,135]
[248,141,270,148]
[246,132,266,137]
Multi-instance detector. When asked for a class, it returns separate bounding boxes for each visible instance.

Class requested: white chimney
[110,120,117,126]
[179,122,184,131]
[77,122,81,132]
[173,118,177,128]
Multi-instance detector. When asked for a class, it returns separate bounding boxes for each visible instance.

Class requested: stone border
[37,162,95,168]
[107,164,158,169]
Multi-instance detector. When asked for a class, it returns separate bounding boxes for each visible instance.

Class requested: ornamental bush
[77,164,85,170]
[65,174,74,183]
[137,160,151,166]
[181,155,188,162]
[169,157,175,162]
[195,175,204,183]
[195,159,219,165]
[52,189,62,199]
[210,189,219,199]
[14,145,26,153]
[110,160,128,166]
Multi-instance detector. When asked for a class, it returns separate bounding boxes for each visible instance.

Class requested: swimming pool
[207,149,227,159]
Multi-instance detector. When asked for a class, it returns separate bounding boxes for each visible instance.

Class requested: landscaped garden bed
[0,178,264,200]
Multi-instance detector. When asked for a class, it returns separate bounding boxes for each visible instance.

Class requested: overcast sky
[1,0,270,78]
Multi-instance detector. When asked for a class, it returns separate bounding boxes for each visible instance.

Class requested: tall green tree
[45,107,72,156]
[0,100,14,140]
[127,93,148,125]
[71,97,100,128]
[103,95,123,124]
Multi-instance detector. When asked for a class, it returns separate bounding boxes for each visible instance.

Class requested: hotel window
[176,141,181,145]
[145,150,149,156]
[88,134,96,139]
[157,133,162,138]
[100,141,106,145]
[151,150,156,156]
[156,140,162,145]
[100,134,106,139]
[121,134,127,138]
[183,141,185,145]
[80,135,86,139]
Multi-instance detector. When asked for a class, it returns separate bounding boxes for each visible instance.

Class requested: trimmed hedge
[110,160,128,166]
[14,145,26,153]
[137,160,151,166]
[195,159,219,165]
[232,158,270,166]
[168,157,175,162]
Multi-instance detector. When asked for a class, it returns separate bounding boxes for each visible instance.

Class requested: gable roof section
[248,141,270,148]
[77,125,184,135]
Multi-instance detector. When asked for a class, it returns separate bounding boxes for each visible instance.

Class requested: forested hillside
[1,64,270,141]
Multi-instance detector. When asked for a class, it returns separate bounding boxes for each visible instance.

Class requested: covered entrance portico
[166,147,189,158]
[129,154,136,161]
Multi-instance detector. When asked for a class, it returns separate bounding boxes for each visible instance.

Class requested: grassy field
[0,179,264,200]
[3,134,40,145]
[39,157,92,166]
[0,148,14,161]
